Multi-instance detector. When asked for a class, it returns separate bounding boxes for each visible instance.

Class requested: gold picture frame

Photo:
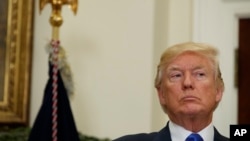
[0,0,34,125]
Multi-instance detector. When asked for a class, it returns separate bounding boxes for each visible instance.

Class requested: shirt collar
[169,120,214,141]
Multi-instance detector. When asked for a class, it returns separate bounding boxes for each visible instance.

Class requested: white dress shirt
[169,120,214,141]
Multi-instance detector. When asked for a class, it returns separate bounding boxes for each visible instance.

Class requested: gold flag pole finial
[39,0,78,40]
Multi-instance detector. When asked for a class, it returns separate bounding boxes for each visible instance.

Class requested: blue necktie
[185,133,203,141]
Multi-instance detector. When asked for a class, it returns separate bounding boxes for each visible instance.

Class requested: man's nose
[182,74,194,90]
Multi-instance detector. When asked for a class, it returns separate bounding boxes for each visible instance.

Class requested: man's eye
[172,74,182,78]
[195,72,206,79]
[169,73,182,81]
[198,73,205,76]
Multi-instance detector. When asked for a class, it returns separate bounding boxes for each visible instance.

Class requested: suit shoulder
[216,135,229,141]
[112,132,158,141]
[214,127,229,141]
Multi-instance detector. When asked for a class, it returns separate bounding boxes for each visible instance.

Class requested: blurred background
[29,0,250,139]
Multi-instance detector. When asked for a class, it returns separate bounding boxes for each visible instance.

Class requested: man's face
[158,52,223,118]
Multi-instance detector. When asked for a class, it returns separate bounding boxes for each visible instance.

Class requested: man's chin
[181,106,203,116]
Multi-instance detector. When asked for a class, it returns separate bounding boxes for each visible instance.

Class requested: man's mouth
[181,96,199,101]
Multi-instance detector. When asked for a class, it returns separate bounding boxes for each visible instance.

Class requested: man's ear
[157,87,166,105]
[215,87,223,102]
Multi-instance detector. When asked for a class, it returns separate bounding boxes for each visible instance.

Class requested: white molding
[234,9,250,18]
[233,8,250,48]
[192,0,201,41]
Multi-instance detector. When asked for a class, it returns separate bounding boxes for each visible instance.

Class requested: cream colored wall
[30,0,243,139]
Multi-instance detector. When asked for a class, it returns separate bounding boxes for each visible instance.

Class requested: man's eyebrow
[192,66,205,70]
[166,65,206,72]
[166,66,181,72]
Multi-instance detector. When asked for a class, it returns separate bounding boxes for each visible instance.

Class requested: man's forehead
[169,53,207,64]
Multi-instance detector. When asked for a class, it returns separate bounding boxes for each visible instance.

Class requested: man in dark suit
[114,42,229,141]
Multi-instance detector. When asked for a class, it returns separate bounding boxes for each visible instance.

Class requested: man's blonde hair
[154,42,224,92]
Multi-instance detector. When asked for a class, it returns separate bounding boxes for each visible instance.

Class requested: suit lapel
[153,122,172,141]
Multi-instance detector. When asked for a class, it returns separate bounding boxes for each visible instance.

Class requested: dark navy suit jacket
[113,123,229,141]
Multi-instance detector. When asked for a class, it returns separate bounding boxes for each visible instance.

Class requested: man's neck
[169,120,214,141]
[169,114,213,132]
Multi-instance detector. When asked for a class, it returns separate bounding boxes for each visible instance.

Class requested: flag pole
[39,1,78,141]
[39,0,78,40]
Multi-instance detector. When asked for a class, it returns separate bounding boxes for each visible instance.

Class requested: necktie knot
[185,133,203,141]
